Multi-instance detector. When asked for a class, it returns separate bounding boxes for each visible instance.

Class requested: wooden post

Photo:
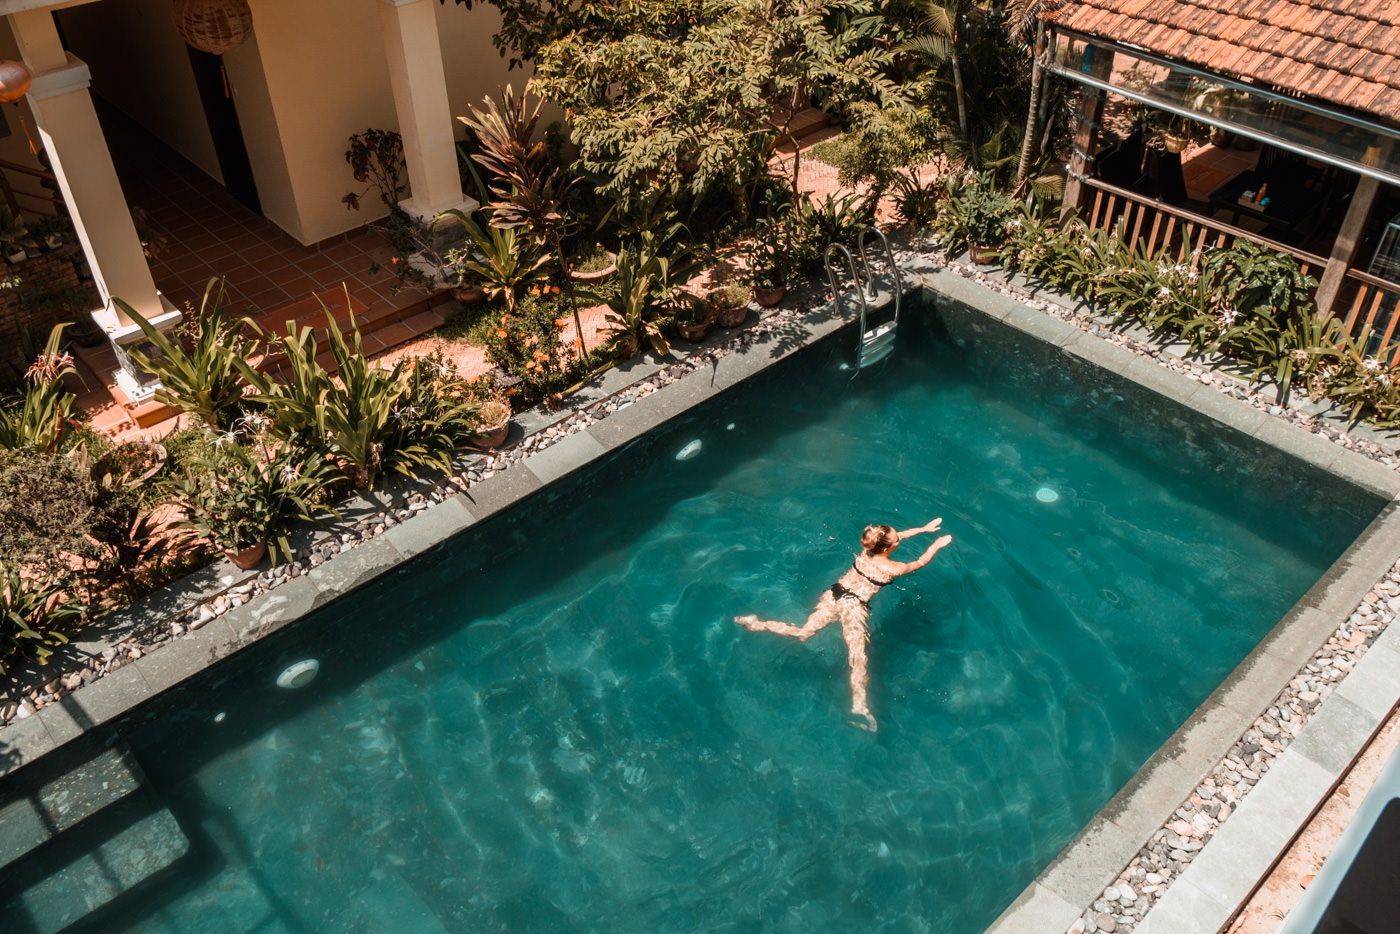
[1315,147,1391,318]
[1061,40,1114,217]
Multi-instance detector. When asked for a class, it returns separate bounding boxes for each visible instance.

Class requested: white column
[377,0,476,224]
[8,9,178,347]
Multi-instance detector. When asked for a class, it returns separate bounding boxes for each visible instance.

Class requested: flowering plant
[174,418,336,563]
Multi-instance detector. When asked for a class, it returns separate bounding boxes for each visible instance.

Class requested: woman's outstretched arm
[889,534,953,576]
[895,518,943,541]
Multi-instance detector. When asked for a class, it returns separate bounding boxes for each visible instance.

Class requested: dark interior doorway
[186,48,260,216]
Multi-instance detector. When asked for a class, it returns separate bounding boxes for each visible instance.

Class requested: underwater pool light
[676,440,703,461]
[1035,487,1060,503]
[276,659,320,689]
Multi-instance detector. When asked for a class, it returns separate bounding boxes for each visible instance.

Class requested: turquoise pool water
[94,301,1379,931]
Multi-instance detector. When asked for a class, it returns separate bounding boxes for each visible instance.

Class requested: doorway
[186,48,261,215]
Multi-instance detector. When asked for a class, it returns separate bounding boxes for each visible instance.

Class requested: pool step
[0,745,190,933]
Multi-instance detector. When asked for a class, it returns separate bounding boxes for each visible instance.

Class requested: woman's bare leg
[736,592,840,642]
[839,606,876,731]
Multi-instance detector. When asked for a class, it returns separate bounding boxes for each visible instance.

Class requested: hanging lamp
[172,0,254,55]
[0,60,32,104]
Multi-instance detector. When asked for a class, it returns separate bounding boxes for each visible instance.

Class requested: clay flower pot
[226,539,267,570]
[568,251,617,283]
[713,304,748,328]
[967,243,998,265]
[754,285,785,307]
[678,319,712,342]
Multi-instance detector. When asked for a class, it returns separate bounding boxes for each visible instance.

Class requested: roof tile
[1049,0,1400,124]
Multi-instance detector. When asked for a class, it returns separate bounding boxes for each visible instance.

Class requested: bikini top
[832,554,896,604]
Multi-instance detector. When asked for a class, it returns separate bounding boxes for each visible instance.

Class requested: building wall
[55,0,221,184]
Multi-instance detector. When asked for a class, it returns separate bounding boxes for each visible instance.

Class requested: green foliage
[810,105,936,201]
[1,562,85,674]
[600,238,675,358]
[786,191,878,276]
[532,0,898,209]
[384,351,484,467]
[484,290,590,403]
[0,205,35,252]
[0,447,102,582]
[444,218,550,312]
[174,428,336,564]
[343,128,406,212]
[933,171,1016,249]
[0,324,76,453]
[117,279,256,431]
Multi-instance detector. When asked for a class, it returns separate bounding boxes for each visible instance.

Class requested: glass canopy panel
[1045,32,1400,188]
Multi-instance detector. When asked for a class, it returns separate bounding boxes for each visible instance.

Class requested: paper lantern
[172,0,254,55]
[0,61,32,104]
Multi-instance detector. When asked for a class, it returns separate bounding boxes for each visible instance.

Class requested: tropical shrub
[444,221,550,313]
[383,351,483,470]
[0,447,102,582]
[0,324,77,453]
[484,289,590,404]
[933,171,1016,250]
[1,562,85,674]
[117,279,257,431]
[174,429,336,565]
[788,192,879,277]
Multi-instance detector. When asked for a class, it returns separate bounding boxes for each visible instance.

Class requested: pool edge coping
[2,252,1398,934]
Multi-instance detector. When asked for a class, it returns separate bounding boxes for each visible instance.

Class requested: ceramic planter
[568,252,617,283]
[678,319,712,342]
[967,243,998,265]
[713,304,748,328]
[471,419,510,450]
[754,286,785,307]
[226,539,267,570]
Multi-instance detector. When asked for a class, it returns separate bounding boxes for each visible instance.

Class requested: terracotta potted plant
[710,282,753,328]
[567,241,618,283]
[470,399,512,449]
[177,434,334,569]
[948,171,1015,264]
[747,218,791,307]
[674,294,713,342]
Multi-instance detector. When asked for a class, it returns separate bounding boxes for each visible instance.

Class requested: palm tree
[901,0,972,142]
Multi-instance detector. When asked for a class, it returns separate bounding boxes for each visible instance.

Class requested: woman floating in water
[735,520,953,731]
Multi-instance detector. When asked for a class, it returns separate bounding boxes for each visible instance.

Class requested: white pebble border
[4,242,1400,934]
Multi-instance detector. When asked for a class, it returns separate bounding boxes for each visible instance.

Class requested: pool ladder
[824,227,903,369]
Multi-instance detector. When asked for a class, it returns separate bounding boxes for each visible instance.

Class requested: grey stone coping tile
[1182,383,1269,437]
[1095,757,1200,844]
[1213,643,1311,719]
[1154,700,1261,785]
[1146,875,1234,934]
[134,618,244,694]
[985,882,1082,934]
[36,701,86,746]
[1002,303,1083,348]
[0,713,55,774]
[302,537,404,601]
[1249,414,1350,474]
[1225,750,1332,843]
[458,462,544,520]
[1122,354,1202,407]
[524,429,608,486]
[585,370,715,452]
[1324,446,1400,499]
[226,576,329,646]
[1291,694,1381,776]
[382,495,476,560]
[1039,818,1143,908]
[1062,329,1142,376]
[47,663,153,730]
[1257,607,1354,669]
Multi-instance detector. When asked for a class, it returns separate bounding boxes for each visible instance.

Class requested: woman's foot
[852,708,878,732]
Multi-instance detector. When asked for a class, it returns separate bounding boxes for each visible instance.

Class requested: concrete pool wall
[3,254,1400,934]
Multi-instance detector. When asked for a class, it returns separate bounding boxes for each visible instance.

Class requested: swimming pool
[21,291,1384,932]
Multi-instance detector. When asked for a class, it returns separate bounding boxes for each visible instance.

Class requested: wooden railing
[1081,177,1329,277]
[1080,178,1400,357]
[0,157,63,217]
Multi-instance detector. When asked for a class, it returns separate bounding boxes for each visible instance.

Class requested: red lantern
[0,60,33,104]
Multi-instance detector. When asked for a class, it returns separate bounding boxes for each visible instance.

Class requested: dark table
[1207,168,1310,234]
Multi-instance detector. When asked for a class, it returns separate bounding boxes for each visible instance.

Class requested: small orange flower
[497,328,508,339]
[530,286,540,296]
[551,285,561,295]
[554,318,566,329]
[574,338,584,349]
[506,387,518,396]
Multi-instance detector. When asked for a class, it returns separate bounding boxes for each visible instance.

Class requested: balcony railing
[1080,178,1400,356]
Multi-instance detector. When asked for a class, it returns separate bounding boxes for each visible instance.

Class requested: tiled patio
[80,103,453,439]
